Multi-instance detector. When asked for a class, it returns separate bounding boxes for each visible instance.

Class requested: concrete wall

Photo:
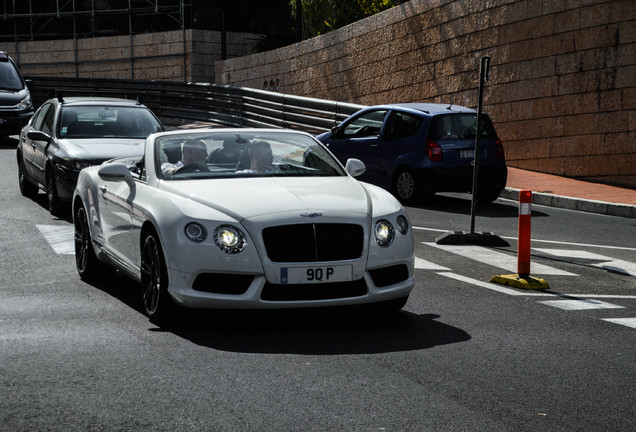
[3,29,262,83]
[215,0,636,189]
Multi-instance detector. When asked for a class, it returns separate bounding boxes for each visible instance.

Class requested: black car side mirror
[27,130,51,143]
[331,125,343,137]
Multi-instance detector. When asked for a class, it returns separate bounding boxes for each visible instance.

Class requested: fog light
[184,222,207,243]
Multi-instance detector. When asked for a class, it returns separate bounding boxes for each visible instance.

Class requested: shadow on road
[0,136,18,149]
[410,193,549,218]
[162,307,472,355]
[89,273,471,355]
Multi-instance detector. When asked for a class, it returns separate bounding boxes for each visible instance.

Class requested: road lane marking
[538,299,624,310]
[37,225,74,255]
[602,318,636,329]
[423,242,577,276]
[437,272,542,296]
[436,272,636,299]
[534,249,636,276]
[413,226,636,251]
[415,257,450,270]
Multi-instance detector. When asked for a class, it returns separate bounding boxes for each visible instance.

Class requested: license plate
[281,265,352,284]
[460,149,475,158]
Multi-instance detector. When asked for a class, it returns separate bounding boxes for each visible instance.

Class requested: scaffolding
[2,1,192,80]
[1,1,190,42]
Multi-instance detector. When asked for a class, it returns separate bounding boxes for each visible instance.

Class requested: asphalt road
[1,135,635,431]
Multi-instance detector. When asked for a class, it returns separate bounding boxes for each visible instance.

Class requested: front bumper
[166,262,415,310]
[0,110,33,136]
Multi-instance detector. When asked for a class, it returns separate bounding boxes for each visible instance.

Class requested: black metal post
[470,56,490,234]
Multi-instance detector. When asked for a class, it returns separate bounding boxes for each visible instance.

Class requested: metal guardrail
[27,77,366,134]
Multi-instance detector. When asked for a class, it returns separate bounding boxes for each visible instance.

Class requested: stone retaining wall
[216,0,636,189]
[3,29,262,83]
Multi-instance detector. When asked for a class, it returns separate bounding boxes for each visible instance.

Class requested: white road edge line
[436,272,636,299]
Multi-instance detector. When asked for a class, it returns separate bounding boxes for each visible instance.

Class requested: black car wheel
[74,203,106,280]
[477,187,502,204]
[18,156,38,198]
[46,168,62,215]
[140,229,175,324]
[394,169,418,204]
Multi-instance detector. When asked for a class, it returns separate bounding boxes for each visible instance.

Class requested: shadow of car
[316,103,507,204]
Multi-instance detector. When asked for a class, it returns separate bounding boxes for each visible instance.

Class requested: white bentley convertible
[73,129,414,323]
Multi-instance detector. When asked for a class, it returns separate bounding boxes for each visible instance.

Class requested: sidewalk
[500,167,636,219]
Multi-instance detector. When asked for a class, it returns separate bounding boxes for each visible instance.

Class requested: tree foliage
[290,0,406,38]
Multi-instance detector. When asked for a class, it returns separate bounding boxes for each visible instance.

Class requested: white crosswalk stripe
[414,257,450,270]
[538,299,624,310]
[37,225,74,255]
[534,248,636,276]
[423,242,578,276]
[602,318,636,329]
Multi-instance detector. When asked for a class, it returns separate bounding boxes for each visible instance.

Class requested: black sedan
[17,96,163,214]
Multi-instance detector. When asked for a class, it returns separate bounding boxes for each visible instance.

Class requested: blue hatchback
[316,103,507,204]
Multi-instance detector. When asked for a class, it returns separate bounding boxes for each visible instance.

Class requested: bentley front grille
[262,223,363,263]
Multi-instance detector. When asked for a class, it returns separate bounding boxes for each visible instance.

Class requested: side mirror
[345,158,366,177]
[331,125,343,137]
[98,163,134,185]
[27,130,51,143]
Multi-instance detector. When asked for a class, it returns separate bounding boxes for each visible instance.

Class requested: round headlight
[396,215,409,235]
[214,225,246,254]
[375,219,395,247]
[184,222,207,242]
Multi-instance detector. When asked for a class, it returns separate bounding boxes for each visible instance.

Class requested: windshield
[0,60,24,91]
[59,105,163,139]
[428,114,497,140]
[157,131,346,180]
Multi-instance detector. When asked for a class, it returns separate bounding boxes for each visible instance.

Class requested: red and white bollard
[490,189,549,290]
[517,189,532,277]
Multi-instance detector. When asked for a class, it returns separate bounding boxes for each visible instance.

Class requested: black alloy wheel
[140,230,174,324]
[74,203,106,280]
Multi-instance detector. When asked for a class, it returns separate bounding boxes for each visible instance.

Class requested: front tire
[18,156,38,198]
[74,203,107,280]
[46,168,62,215]
[140,230,176,324]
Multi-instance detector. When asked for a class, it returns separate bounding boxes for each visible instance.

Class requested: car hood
[0,88,28,106]
[59,138,145,161]
[159,177,372,221]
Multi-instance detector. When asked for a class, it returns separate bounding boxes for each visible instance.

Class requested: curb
[500,188,636,219]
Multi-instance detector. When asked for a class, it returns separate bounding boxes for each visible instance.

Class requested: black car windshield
[59,105,163,139]
[429,113,497,140]
[157,131,346,180]
[0,60,24,91]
